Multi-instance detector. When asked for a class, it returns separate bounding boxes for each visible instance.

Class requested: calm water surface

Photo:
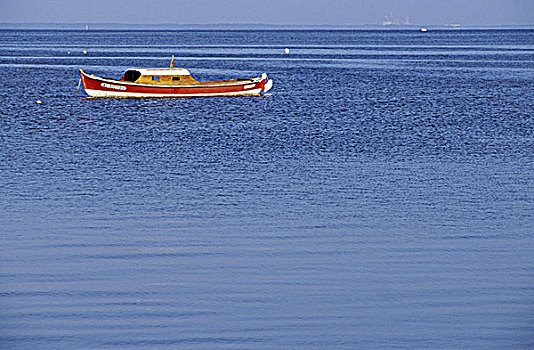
[1,29,533,349]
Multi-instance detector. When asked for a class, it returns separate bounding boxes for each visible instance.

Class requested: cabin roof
[132,68,191,76]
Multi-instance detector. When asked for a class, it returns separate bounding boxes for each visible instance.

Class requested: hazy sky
[1,0,533,26]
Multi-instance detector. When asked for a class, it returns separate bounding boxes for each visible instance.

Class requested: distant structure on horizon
[382,12,410,26]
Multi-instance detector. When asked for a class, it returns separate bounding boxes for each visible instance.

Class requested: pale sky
[0,0,533,26]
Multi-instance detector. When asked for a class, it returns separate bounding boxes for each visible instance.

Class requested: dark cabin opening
[123,70,141,82]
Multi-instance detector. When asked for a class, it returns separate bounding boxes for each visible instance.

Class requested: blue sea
[0,29,533,349]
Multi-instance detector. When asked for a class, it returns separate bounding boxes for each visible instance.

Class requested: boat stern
[261,73,273,93]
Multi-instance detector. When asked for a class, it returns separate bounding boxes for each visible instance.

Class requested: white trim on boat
[84,88,264,98]
[133,68,191,76]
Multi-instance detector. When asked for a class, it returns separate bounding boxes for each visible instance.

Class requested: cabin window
[152,76,160,81]
[172,76,181,82]
[123,70,141,82]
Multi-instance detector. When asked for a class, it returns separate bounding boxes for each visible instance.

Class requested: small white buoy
[420,28,428,32]
[284,48,290,54]
[82,50,87,54]
[67,51,70,54]
[36,100,42,104]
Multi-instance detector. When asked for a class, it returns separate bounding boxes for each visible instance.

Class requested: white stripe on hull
[84,88,263,98]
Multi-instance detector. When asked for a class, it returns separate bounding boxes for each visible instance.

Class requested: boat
[79,58,273,98]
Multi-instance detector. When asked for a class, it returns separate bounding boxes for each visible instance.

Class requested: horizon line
[1,22,533,29]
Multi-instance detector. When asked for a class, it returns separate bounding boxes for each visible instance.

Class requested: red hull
[80,70,271,98]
